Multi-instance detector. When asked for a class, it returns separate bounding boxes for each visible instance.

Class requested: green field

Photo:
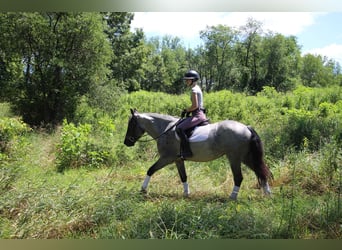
[1,86,341,239]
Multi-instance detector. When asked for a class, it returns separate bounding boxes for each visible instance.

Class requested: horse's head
[124,109,145,147]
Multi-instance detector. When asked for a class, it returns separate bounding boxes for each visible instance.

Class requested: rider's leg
[176,127,193,159]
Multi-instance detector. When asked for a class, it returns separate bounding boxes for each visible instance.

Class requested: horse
[124,108,272,200]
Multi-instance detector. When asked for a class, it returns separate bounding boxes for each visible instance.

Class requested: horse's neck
[138,113,175,138]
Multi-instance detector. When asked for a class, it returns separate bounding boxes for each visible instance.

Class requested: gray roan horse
[124,109,272,200]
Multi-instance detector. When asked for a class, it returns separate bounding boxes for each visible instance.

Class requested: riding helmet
[183,70,200,81]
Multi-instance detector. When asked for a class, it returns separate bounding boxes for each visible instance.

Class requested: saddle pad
[175,125,210,142]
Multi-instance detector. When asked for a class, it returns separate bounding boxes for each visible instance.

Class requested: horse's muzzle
[124,137,135,147]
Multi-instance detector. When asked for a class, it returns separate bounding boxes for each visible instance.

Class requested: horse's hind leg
[243,148,272,196]
[175,159,190,197]
[227,156,243,200]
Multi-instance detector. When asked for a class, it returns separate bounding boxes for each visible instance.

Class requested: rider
[176,70,207,159]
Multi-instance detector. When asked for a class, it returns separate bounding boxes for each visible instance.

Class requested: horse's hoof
[264,192,272,199]
[140,188,147,195]
[183,193,190,198]
[229,195,237,201]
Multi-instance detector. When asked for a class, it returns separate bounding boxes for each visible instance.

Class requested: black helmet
[183,70,200,81]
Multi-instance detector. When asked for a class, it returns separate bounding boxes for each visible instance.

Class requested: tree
[141,35,187,94]
[185,46,213,92]
[301,54,328,87]
[236,18,263,91]
[0,12,112,126]
[200,25,239,91]
[160,35,187,94]
[0,14,23,101]
[104,12,147,92]
[260,33,301,92]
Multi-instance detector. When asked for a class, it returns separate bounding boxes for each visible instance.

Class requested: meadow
[0,86,341,239]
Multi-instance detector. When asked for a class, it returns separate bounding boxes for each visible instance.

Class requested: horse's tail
[246,126,273,185]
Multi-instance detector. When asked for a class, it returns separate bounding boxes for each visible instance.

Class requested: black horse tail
[247,126,273,185]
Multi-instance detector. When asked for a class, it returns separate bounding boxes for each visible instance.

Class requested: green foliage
[116,86,341,160]
[56,120,92,172]
[1,12,112,126]
[1,11,342,239]
[0,103,12,118]
[300,54,339,87]
[2,12,342,127]
[56,119,116,172]
[104,12,148,92]
[1,85,342,239]
[0,117,31,153]
[0,116,31,196]
[280,89,342,152]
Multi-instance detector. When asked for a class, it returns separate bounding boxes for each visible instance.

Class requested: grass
[1,128,341,239]
[1,86,342,239]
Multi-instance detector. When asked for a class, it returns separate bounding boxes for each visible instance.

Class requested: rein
[138,118,183,143]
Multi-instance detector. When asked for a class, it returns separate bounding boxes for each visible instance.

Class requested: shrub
[0,117,31,153]
[56,119,117,172]
[56,120,92,172]
[0,117,30,194]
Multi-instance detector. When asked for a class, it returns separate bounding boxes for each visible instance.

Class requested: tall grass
[0,86,341,239]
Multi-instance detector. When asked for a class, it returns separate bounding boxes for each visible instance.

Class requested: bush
[0,117,30,194]
[0,117,31,153]
[56,120,92,172]
[56,119,118,172]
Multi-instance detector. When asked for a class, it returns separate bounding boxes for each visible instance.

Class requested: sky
[131,12,342,65]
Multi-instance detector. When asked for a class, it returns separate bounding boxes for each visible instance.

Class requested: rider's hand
[181,109,187,118]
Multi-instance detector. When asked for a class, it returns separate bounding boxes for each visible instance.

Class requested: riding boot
[176,128,193,159]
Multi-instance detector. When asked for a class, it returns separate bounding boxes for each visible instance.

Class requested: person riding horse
[176,70,208,160]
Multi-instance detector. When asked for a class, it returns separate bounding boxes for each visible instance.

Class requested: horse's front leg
[141,157,174,193]
[175,159,190,197]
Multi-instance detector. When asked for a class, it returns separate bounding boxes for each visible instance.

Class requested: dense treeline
[1,12,342,126]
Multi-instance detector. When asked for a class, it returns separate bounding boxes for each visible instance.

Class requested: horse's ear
[130,108,138,115]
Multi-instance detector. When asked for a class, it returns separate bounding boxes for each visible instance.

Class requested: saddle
[184,119,210,138]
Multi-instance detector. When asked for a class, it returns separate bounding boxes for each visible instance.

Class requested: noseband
[126,115,144,144]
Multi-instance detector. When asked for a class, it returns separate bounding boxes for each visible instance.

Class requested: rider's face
[185,79,192,87]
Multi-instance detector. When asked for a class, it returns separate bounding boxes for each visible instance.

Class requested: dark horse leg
[175,159,190,197]
[227,155,243,200]
[141,157,174,193]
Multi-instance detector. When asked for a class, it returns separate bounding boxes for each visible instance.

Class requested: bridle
[126,115,144,144]
[128,115,183,143]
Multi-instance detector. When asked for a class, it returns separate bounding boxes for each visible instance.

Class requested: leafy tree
[200,25,239,91]
[321,57,342,86]
[301,54,330,87]
[141,35,187,93]
[104,12,147,92]
[160,35,187,94]
[236,18,263,91]
[0,14,23,101]
[140,37,168,92]
[260,33,301,92]
[0,12,112,126]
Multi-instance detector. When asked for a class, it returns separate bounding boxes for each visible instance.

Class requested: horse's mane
[142,113,179,123]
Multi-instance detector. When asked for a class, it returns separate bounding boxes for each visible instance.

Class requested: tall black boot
[176,128,193,159]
